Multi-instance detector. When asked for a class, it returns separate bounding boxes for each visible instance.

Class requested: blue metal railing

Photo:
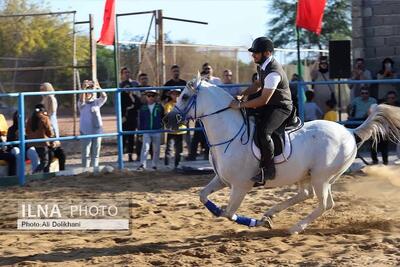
[1,79,400,185]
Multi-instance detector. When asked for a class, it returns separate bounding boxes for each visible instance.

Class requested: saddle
[252,107,303,163]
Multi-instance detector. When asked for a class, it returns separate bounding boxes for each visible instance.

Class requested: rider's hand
[229,100,240,109]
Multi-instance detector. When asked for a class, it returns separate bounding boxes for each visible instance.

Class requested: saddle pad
[252,131,292,164]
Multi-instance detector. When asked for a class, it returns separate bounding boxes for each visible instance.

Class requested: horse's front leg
[200,175,227,216]
[222,184,271,228]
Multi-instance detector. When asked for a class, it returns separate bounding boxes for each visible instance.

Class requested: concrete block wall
[352,0,400,76]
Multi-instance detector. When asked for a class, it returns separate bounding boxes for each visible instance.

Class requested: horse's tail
[353,104,400,146]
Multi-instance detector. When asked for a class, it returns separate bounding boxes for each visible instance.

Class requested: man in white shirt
[230,37,293,185]
[202,63,222,85]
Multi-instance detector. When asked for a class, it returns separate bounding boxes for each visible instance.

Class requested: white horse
[163,74,400,234]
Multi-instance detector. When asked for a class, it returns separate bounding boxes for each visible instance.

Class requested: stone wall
[352,0,400,75]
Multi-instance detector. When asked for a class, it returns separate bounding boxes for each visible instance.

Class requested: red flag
[296,0,326,35]
[97,0,116,45]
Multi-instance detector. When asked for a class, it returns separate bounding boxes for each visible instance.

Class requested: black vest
[254,57,292,113]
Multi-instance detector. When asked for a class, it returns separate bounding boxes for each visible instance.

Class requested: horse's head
[163,72,233,130]
[163,72,202,130]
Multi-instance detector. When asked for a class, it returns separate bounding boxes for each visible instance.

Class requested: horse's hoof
[259,216,273,229]
[288,225,303,235]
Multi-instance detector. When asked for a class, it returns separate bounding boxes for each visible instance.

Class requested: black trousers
[188,125,209,160]
[48,147,66,171]
[122,121,138,155]
[256,106,292,169]
[0,152,16,176]
[371,140,389,164]
[165,134,183,167]
[35,147,49,173]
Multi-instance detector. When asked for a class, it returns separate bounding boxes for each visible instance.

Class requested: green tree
[267,0,351,49]
[0,0,90,99]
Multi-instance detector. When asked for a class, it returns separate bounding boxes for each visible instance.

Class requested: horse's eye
[182,94,189,101]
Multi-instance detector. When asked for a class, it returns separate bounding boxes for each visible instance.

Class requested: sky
[44,0,272,48]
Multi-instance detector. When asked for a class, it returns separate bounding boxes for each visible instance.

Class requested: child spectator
[304,90,323,122]
[164,89,185,169]
[137,90,164,170]
[40,82,59,137]
[323,99,338,122]
[78,80,107,168]
[26,104,53,173]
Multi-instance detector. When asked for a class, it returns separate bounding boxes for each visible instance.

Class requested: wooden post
[72,12,77,136]
[89,14,97,82]
[157,9,165,85]
[234,48,239,83]
[154,10,159,85]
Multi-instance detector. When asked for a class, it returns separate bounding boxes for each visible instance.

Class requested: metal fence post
[17,93,26,186]
[115,89,124,169]
[297,81,305,122]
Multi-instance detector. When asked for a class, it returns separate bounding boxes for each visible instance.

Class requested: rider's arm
[241,72,280,108]
[241,88,275,108]
[241,80,262,96]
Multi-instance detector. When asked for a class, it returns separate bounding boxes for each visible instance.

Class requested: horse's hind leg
[264,180,314,219]
[289,175,334,234]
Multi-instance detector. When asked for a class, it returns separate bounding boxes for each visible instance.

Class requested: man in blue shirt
[349,88,377,120]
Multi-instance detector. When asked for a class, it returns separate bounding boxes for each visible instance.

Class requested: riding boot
[252,135,275,186]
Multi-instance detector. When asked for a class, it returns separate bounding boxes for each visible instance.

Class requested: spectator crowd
[1,58,400,177]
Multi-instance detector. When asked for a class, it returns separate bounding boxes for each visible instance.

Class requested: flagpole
[113,9,124,170]
[296,27,305,121]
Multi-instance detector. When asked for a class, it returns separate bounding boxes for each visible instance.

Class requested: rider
[229,37,293,185]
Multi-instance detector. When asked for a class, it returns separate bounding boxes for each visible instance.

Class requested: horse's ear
[194,71,201,89]
[187,80,196,92]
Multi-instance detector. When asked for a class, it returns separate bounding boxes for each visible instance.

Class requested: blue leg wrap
[232,214,258,227]
[204,200,222,217]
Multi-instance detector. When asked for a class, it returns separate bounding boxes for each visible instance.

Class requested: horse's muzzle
[163,111,181,130]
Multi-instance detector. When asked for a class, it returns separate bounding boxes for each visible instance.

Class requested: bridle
[172,81,250,152]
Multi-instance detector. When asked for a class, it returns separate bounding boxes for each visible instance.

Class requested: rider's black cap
[248,37,274,53]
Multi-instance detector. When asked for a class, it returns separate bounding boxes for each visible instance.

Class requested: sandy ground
[0,165,399,266]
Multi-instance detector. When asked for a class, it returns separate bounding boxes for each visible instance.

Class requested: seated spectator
[6,112,39,174]
[202,63,222,85]
[371,91,400,165]
[222,69,241,97]
[348,88,377,121]
[162,65,187,104]
[323,99,338,122]
[377,57,398,101]
[40,82,59,138]
[26,104,53,173]
[48,140,66,171]
[304,90,323,122]
[0,114,16,176]
[350,58,372,100]
[79,80,107,168]
[0,114,7,136]
[137,90,164,170]
[164,89,185,169]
